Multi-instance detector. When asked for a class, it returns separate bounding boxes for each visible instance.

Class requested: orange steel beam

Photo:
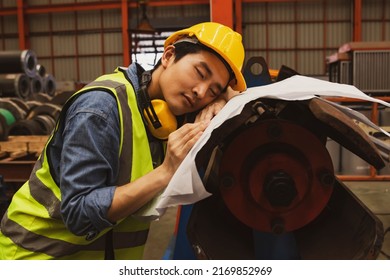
[122,0,130,66]
[149,0,208,6]
[243,0,309,2]
[1,0,332,17]
[17,0,26,49]
[210,0,233,28]
[235,0,243,34]
[338,175,390,181]
[353,0,362,41]
[20,1,207,15]
[0,8,16,16]
[24,2,122,14]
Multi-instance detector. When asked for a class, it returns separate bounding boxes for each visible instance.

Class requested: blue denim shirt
[48,64,141,236]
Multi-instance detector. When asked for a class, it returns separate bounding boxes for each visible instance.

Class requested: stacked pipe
[35,63,57,97]
[0,49,65,140]
[0,91,74,141]
[0,49,57,100]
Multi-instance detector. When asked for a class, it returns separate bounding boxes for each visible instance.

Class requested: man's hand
[195,86,241,123]
[162,120,209,175]
[108,120,210,222]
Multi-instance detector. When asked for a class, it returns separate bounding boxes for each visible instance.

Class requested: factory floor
[143,180,390,260]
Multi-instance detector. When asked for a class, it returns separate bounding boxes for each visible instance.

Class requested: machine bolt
[266,123,282,139]
[318,170,335,187]
[263,170,297,207]
[271,218,285,235]
[220,174,235,188]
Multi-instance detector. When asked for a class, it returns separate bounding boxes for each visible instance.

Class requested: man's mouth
[183,94,195,107]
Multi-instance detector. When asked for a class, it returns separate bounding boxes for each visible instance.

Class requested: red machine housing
[219,119,334,233]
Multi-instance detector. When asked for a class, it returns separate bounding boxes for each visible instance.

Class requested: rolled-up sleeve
[58,90,123,236]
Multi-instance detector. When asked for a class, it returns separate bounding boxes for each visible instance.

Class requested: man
[0,22,246,259]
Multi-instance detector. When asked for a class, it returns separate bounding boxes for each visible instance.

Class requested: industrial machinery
[173,57,388,260]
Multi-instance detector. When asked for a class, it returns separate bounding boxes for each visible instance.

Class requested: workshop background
[0,0,389,260]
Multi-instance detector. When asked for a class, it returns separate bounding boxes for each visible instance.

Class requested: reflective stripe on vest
[0,69,154,259]
[0,211,148,259]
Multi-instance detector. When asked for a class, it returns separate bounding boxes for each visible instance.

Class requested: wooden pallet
[0,136,48,183]
[0,135,48,161]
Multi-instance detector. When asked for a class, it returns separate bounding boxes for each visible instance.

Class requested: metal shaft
[0,73,30,99]
[0,50,37,78]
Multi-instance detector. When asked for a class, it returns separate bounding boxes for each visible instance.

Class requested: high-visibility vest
[0,68,154,259]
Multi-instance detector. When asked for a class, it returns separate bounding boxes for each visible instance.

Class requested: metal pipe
[36,64,46,77]
[0,50,37,78]
[43,74,56,97]
[0,73,30,99]
[29,75,43,95]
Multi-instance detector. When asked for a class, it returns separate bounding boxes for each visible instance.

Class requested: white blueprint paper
[134,75,390,219]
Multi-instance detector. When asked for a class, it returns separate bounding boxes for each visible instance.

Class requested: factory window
[131,31,172,70]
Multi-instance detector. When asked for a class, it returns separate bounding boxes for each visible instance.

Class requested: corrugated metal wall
[0,0,389,83]
[242,0,353,75]
[241,0,390,76]
[362,0,390,41]
[28,8,124,82]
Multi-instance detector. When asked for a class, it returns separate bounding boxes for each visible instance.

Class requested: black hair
[155,41,235,90]
[172,41,205,62]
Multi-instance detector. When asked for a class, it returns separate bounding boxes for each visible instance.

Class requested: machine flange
[219,119,334,233]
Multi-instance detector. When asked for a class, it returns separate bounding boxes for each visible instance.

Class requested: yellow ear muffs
[144,99,177,140]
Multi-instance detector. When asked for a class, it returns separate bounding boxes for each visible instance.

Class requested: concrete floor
[143,180,390,260]
[343,181,390,260]
[143,206,178,260]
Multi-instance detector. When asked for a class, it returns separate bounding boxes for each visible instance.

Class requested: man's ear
[161,45,175,68]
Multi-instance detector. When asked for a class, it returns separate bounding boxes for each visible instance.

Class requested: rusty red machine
[174,57,388,260]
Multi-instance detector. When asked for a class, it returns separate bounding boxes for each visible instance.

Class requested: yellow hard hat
[164,22,247,92]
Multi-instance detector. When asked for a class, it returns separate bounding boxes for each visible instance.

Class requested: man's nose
[193,83,207,99]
